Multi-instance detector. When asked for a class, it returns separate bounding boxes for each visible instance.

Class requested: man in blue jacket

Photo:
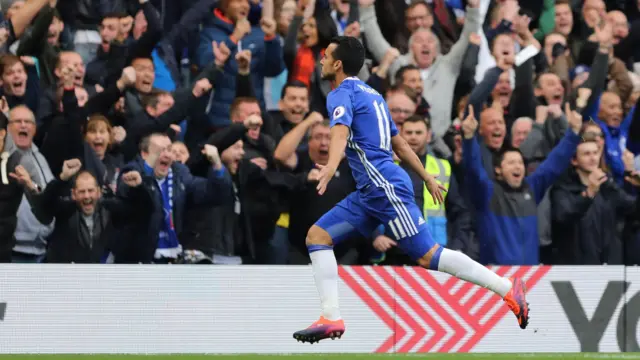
[462,104,583,265]
[195,0,285,128]
[116,132,232,263]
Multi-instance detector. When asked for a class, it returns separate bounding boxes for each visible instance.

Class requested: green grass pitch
[0,354,636,360]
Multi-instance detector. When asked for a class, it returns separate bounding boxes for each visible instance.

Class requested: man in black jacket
[551,138,640,264]
[116,132,231,263]
[28,158,150,263]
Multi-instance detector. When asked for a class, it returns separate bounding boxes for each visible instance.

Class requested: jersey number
[373,100,391,151]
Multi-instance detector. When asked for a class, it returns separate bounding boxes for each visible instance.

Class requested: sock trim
[308,244,333,253]
[429,246,444,271]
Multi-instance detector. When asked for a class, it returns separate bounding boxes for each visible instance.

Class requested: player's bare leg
[293,225,345,344]
[418,244,529,329]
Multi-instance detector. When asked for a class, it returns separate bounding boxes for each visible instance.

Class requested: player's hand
[315,163,336,195]
[425,176,447,205]
[373,235,397,252]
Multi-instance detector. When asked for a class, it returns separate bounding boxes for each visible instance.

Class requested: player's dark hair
[280,80,309,100]
[404,114,431,130]
[329,36,365,77]
[493,145,523,170]
[395,65,420,85]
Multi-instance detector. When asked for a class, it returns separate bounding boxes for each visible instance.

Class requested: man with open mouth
[0,55,39,115]
[274,112,358,265]
[4,105,55,263]
[462,102,583,265]
[359,0,481,143]
[27,159,152,263]
[115,132,231,264]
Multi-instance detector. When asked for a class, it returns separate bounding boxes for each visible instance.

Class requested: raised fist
[122,171,142,187]
[192,78,213,98]
[60,159,82,181]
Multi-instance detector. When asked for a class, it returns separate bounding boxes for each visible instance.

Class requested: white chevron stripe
[376,268,421,352]
[342,266,398,353]
[405,268,475,353]
[363,267,412,353]
[392,269,439,352]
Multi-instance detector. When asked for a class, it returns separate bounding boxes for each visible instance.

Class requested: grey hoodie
[4,133,55,255]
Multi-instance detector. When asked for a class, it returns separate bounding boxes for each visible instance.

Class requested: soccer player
[292,36,529,344]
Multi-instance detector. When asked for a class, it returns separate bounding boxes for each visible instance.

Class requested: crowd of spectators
[0,0,639,266]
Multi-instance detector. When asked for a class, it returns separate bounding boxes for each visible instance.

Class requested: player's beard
[321,71,336,81]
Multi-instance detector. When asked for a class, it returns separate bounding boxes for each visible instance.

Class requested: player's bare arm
[391,134,447,205]
[316,124,350,195]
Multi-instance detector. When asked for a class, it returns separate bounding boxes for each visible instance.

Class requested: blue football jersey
[327,77,404,191]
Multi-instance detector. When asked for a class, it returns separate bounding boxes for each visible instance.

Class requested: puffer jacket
[194,8,285,127]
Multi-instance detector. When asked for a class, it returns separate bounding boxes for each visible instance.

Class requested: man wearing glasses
[5,105,55,263]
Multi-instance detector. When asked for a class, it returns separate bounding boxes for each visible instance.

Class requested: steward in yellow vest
[395,116,470,247]
[371,115,472,266]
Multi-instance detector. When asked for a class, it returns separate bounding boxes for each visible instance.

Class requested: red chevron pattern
[339,265,551,353]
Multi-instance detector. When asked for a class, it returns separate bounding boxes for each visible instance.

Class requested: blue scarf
[144,163,180,258]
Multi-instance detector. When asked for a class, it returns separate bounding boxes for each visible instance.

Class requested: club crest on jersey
[333,106,346,120]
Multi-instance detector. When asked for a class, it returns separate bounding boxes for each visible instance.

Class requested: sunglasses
[581,131,604,142]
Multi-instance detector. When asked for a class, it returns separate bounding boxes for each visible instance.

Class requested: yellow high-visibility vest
[395,155,451,245]
[422,155,451,219]
[277,213,289,228]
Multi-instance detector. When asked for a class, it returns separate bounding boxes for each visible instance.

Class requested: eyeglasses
[390,108,414,115]
[9,119,35,125]
[582,131,603,141]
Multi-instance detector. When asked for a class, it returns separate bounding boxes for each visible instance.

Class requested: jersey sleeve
[389,110,399,137]
[326,89,354,128]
